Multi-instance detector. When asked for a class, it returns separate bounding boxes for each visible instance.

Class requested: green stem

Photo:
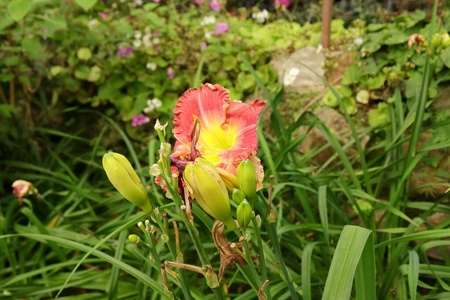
[252,218,272,300]
[256,195,299,300]
[161,173,225,299]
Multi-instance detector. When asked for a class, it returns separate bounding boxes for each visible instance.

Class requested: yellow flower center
[196,116,237,165]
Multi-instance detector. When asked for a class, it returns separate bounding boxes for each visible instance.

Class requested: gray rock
[271,47,326,94]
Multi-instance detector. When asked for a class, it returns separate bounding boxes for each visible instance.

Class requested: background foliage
[1,0,449,299]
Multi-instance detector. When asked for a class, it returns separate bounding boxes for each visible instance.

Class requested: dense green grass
[1,5,450,299]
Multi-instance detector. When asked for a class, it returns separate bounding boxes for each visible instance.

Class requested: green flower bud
[431,33,442,49]
[128,234,140,244]
[236,160,257,204]
[237,200,253,229]
[102,152,152,213]
[183,158,236,230]
[231,188,246,205]
[353,200,373,216]
[442,33,450,48]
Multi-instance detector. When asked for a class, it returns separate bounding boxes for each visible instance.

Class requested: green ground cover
[1,0,449,299]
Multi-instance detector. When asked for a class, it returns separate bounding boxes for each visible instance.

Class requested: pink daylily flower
[170,83,265,189]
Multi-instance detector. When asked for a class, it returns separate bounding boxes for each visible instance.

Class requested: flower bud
[102,152,152,213]
[128,234,140,244]
[216,168,239,192]
[231,188,246,205]
[431,33,442,49]
[183,158,236,230]
[442,33,450,48]
[149,163,162,176]
[236,160,257,204]
[160,143,171,157]
[237,200,253,229]
[353,200,373,216]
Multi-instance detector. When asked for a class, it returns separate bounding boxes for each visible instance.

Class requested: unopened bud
[128,234,140,244]
[102,152,152,213]
[442,33,450,48]
[353,200,373,216]
[183,158,236,230]
[237,200,253,229]
[160,143,171,157]
[137,221,145,231]
[149,164,162,176]
[144,219,150,227]
[432,33,442,48]
[255,214,262,228]
[231,188,246,205]
[161,234,169,243]
[236,160,257,204]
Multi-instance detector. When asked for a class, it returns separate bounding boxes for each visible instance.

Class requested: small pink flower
[201,41,207,51]
[167,67,174,79]
[117,46,133,57]
[275,0,290,8]
[209,0,221,11]
[12,180,35,204]
[153,30,162,35]
[132,114,149,127]
[98,12,106,19]
[135,0,143,5]
[154,0,160,2]
[214,22,229,35]
[195,0,205,4]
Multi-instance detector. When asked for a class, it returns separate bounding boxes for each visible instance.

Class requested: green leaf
[3,56,20,66]
[342,64,359,85]
[441,47,450,68]
[322,225,375,300]
[75,0,98,11]
[8,0,33,21]
[408,251,420,300]
[41,16,68,31]
[21,38,41,53]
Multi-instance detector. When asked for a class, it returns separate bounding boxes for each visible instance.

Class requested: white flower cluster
[283,68,300,86]
[146,62,157,70]
[353,37,364,46]
[87,19,99,29]
[200,16,216,26]
[252,9,269,24]
[144,98,162,113]
[133,26,159,48]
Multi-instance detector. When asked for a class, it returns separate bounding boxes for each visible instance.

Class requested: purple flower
[167,67,174,79]
[117,46,133,57]
[201,41,207,51]
[214,22,229,35]
[209,0,221,12]
[275,0,290,8]
[195,0,205,4]
[98,12,106,19]
[132,114,149,127]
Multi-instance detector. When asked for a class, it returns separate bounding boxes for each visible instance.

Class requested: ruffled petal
[171,83,265,179]
[173,83,230,149]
